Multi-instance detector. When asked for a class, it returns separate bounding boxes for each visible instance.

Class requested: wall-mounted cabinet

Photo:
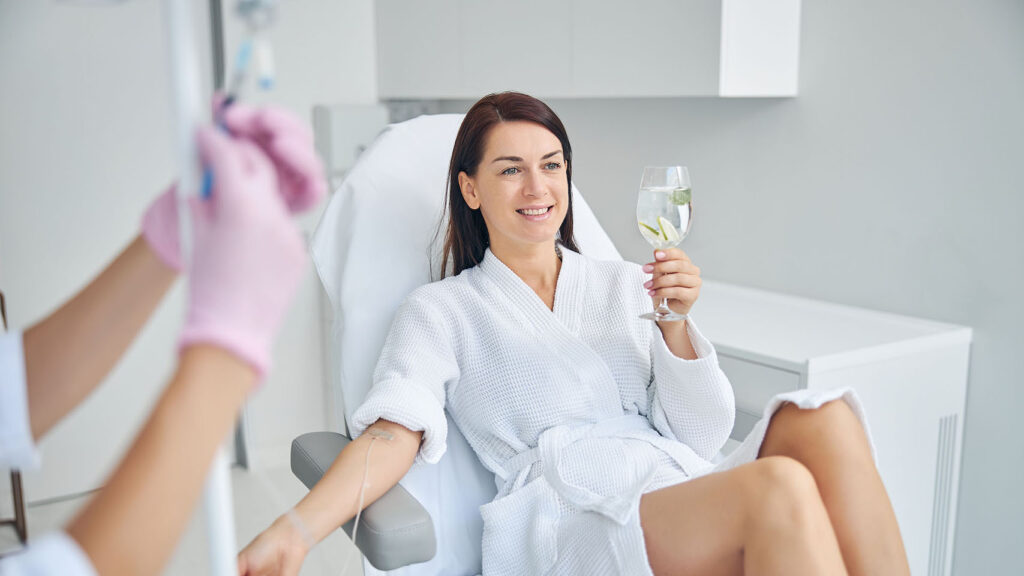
[376,0,801,99]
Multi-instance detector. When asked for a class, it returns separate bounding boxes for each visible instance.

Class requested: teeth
[519,207,549,215]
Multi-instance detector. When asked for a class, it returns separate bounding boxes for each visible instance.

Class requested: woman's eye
[545,162,562,170]
[502,166,520,176]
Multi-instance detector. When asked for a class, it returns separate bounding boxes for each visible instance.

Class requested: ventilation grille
[928,414,958,576]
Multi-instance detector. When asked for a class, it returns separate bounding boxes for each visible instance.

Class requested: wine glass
[636,166,692,322]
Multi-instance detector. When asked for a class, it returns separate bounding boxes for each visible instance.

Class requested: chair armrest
[290,432,436,570]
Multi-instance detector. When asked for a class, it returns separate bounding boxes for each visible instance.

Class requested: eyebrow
[490,150,563,164]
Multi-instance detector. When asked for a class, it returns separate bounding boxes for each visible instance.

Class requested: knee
[775,399,851,428]
[767,400,866,452]
[809,400,871,456]
[753,456,817,497]
[814,398,860,428]
[745,456,825,527]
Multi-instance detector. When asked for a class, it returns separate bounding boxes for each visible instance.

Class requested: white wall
[0,0,189,503]
[440,0,1024,572]
[0,0,376,503]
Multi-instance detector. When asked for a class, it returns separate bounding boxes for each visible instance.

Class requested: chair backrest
[310,113,621,575]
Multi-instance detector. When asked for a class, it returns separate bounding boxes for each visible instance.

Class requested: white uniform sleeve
[0,532,97,576]
[0,331,40,469]
[349,295,459,465]
[647,316,735,460]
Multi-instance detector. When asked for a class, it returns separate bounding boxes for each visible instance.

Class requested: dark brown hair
[440,92,579,278]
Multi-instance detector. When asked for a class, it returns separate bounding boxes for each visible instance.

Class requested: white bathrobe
[351,246,870,575]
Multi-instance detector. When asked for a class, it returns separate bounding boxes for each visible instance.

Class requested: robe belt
[495,414,687,526]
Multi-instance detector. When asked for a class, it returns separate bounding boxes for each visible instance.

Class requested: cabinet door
[377,0,462,99]
[459,0,573,98]
[376,0,800,98]
[718,355,801,438]
[570,0,720,97]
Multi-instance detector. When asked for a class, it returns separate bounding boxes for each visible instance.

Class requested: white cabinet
[696,280,970,576]
[375,0,801,99]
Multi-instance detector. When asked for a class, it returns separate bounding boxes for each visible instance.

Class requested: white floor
[0,466,363,576]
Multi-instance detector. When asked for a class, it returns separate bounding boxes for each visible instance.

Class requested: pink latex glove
[141,103,326,271]
[178,127,306,379]
[218,98,327,212]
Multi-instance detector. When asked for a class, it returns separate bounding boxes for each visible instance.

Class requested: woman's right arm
[239,293,459,575]
[237,418,423,575]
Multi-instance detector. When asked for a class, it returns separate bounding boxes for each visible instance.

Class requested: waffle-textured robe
[351,247,870,575]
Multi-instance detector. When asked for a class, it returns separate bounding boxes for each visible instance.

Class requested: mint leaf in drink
[671,188,692,206]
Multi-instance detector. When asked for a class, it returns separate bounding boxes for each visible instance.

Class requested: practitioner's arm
[237,419,422,576]
[22,234,176,439]
[66,344,254,576]
[62,125,315,576]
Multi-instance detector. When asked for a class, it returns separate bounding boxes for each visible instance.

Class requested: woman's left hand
[643,248,702,316]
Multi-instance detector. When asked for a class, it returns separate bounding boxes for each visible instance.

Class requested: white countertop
[694,280,972,374]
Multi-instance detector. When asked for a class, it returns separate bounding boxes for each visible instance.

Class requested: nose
[522,169,547,199]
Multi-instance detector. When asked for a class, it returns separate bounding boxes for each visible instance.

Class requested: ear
[458,171,481,210]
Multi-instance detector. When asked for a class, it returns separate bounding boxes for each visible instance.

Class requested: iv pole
[208,0,255,474]
[162,1,237,575]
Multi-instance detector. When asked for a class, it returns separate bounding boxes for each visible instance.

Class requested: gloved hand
[178,127,306,379]
[141,102,326,271]
[218,98,327,212]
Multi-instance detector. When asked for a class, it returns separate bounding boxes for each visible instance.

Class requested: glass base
[639,310,687,322]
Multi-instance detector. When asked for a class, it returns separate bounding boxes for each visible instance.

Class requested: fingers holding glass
[637,166,692,322]
[647,273,702,316]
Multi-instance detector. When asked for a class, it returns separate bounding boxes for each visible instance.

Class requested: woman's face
[458,121,568,252]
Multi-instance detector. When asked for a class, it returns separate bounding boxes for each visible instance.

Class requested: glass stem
[658,298,672,313]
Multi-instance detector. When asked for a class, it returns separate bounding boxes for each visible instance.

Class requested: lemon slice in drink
[658,217,680,245]
[638,221,663,245]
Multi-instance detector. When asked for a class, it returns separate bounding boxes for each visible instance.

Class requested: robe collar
[478,244,585,334]
[476,245,623,418]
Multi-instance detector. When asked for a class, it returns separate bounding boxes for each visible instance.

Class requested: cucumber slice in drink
[639,221,660,236]
[670,188,692,206]
[658,217,680,244]
[638,221,663,245]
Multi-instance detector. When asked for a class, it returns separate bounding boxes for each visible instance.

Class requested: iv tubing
[344,429,394,572]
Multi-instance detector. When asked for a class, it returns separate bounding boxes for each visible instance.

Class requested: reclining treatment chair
[293,114,622,575]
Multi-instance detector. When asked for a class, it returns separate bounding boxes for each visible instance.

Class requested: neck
[489,238,562,291]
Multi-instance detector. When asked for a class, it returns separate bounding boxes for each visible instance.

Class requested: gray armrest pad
[290,432,436,571]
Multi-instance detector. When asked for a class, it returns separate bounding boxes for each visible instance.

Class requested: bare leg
[759,400,910,576]
[640,456,847,576]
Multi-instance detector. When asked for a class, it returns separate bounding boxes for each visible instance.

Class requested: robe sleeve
[647,315,735,461]
[0,331,40,469]
[0,531,98,576]
[349,295,458,465]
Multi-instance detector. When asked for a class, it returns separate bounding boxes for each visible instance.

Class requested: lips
[516,206,553,216]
